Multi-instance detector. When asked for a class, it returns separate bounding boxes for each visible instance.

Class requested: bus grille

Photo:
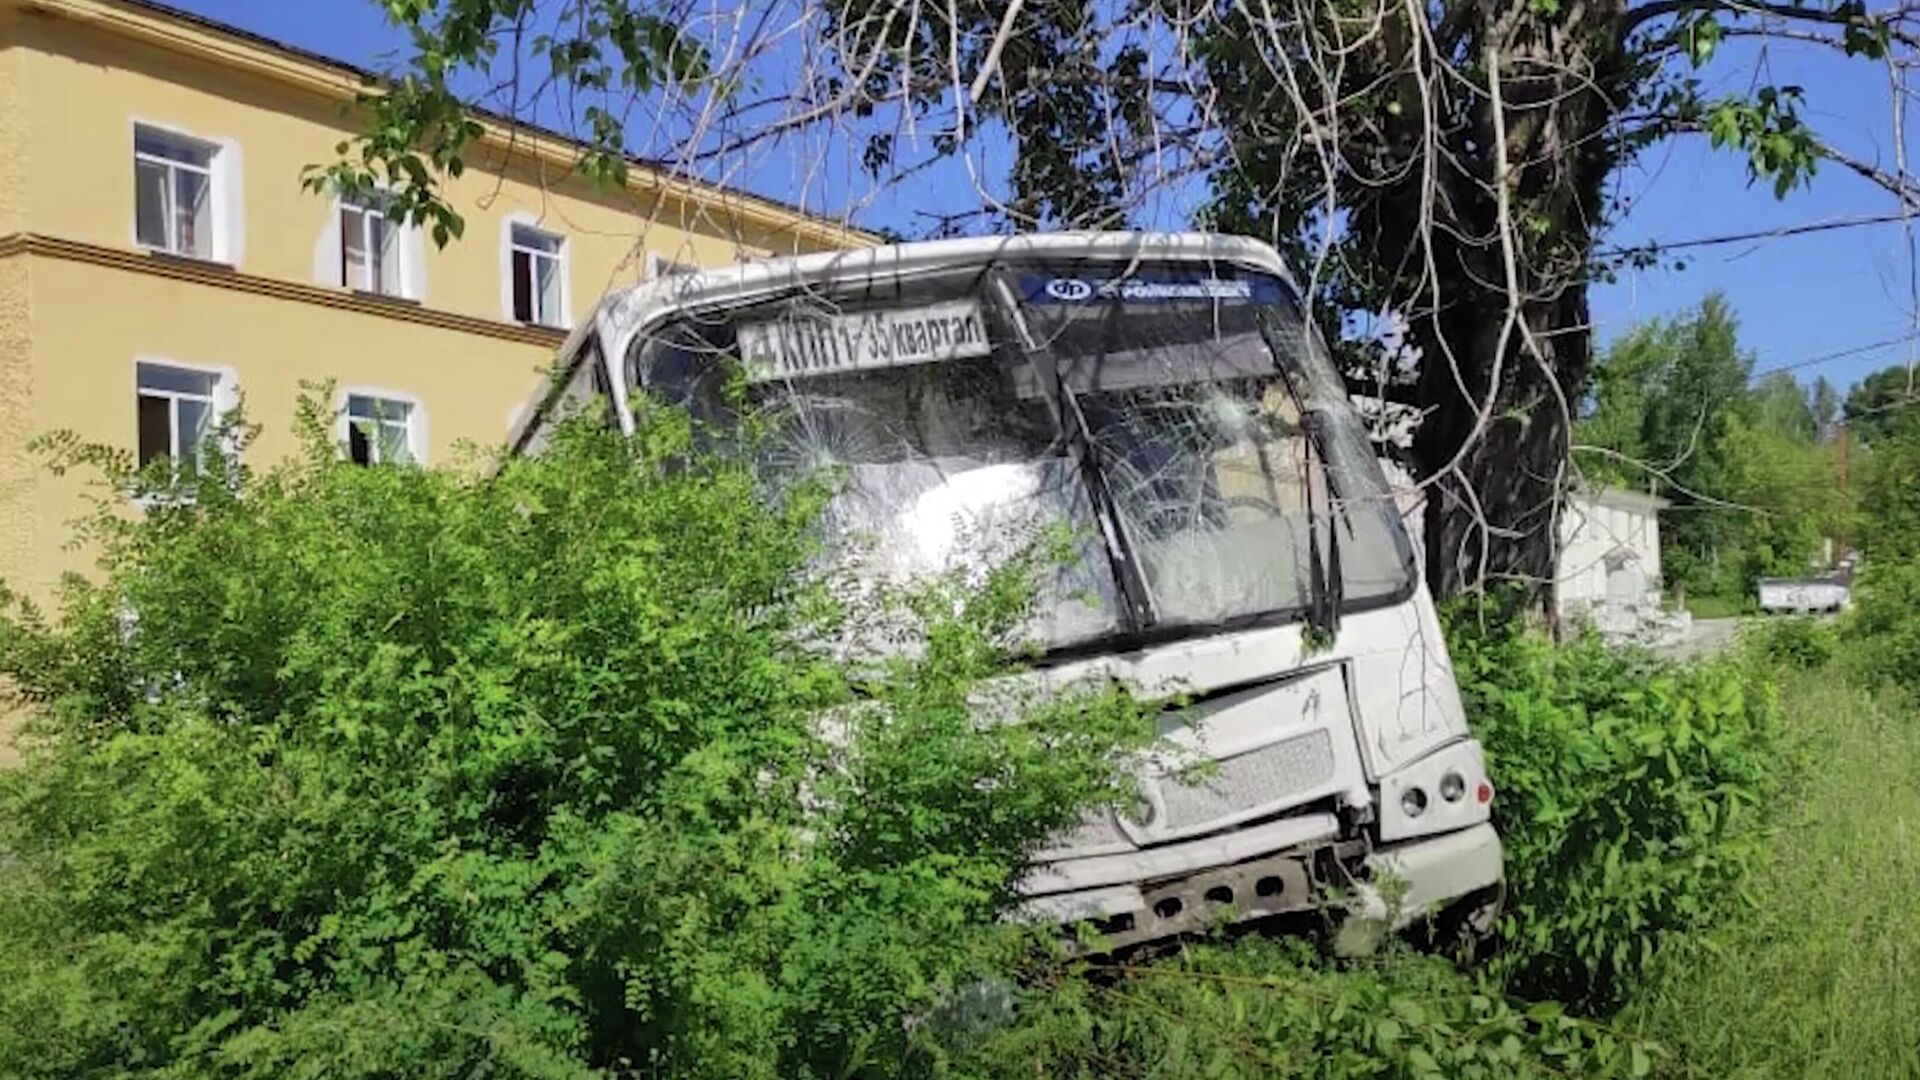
[1158,730,1336,834]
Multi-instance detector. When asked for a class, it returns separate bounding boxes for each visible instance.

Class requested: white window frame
[338,195,409,299]
[337,388,427,467]
[132,122,226,262]
[503,217,570,328]
[134,358,237,477]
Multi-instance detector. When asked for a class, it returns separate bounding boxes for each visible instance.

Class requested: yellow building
[0,0,873,605]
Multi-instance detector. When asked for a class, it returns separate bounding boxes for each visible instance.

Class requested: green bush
[928,937,1659,1079]
[1842,559,1920,694]
[1445,599,1780,1013]
[0,406,1157,1079]
[1743,615,1839,670]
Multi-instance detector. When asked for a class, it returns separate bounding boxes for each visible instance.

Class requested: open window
[509,224,567,326]
[137,361,227,473]
[134,125,220,260]
[340,197,407,298]
[342,393,420,466]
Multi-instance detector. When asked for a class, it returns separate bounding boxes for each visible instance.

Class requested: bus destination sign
[738,300,992,381]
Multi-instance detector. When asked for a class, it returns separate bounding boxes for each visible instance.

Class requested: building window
[510,224,565,326]
[344,394,417,466]
[134,126,217,259]
[341,198,405,297]
[137,362,220,471]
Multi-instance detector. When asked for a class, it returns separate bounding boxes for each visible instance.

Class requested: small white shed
[1557,487,1682,641]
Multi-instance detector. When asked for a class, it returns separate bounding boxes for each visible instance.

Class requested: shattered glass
[625,263,1414,655]
[736,356,1124,649]
[1080,376,1322,624]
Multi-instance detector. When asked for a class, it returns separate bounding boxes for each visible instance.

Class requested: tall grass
[1623,668,1920,1078]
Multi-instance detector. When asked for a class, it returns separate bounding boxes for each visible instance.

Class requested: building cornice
[1,231,572,348]
[11,0,879,252]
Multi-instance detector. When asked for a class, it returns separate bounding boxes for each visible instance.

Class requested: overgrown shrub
[1445,598,1780,1013]
[1744,615,1839,670]
[928,936,1659,1079]
[0,406,1157,1079]
[1841,558,1920,694]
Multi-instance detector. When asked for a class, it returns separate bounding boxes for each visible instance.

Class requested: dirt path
[1656,616,1745,661]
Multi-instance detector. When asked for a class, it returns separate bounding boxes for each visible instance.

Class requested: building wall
[0,0,870,614]
[0,252,30,599]
[15,255,574,594]
[1557,493,1666,633]
[0,4,24,240]
[10,11,830,332]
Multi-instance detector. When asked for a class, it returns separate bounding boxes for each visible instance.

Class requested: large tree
[1811,374,1841,441]
[1579,296,1840,597]
[1844,362,1920,445]
[328,0,1920,603]
[1752,371,1819,442]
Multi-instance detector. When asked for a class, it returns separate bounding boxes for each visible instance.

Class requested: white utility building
[1556,487,1685,642]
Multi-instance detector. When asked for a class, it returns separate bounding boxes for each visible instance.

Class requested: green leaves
[309,1,715,249]
[1842,558,1920,692]
[931,936,1665,1078]
[1836,0,1893,59]
[0,404,1153,1078]
[1703,86,1818,199]
[1577,296,1841,604]
[1444,597,1784,1013]
[1684,15,1722,67]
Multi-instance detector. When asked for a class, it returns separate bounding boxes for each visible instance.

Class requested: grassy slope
[1625,667,1920,1078]
[1682,595,1750,620]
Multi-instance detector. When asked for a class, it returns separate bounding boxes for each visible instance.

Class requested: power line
[1598,212,1913,258]
[1749,334,1920,380]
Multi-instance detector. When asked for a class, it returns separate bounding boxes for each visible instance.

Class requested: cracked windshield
[632,265,1412,651]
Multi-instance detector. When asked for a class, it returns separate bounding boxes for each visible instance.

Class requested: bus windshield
[627,264,1414,654]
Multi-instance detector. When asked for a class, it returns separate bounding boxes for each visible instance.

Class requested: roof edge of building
[1577,485,1672,513]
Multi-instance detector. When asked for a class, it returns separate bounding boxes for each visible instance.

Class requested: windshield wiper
[1303,412,1345,639]
[1254,308,1342,640]
[983,270,1157,633]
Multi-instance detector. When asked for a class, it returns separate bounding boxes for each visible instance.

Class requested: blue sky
[164,0,1920,396]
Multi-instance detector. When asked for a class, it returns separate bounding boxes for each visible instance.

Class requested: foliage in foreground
[1623,667,1920,1079]
[1841,558,1920,696]
[1741,615,1838,671]
[932,937,1657,1080]
[0,402,1824,1079]
[0,412,1157,1079]
[1445,599,1781,1013]
[1842,409,1920,694]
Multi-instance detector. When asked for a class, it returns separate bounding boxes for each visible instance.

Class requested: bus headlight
[1400,786,1429,818]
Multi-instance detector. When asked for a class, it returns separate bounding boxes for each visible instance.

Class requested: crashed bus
[511,232,1502,949]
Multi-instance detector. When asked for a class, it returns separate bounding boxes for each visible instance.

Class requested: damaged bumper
[1014,819,1504,951]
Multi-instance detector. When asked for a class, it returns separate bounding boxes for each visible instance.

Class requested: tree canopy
[319,0,1920,604]
[1843,362,1920,445]
[1578,296,1842,600]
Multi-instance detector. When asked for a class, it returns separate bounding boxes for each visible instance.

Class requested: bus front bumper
[1015,820,1504,951]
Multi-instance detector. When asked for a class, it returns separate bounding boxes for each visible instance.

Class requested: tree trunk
[1376,2,1623,608]
[1412,286,1592,603]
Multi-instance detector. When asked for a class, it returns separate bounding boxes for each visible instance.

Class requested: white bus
[512,232,1502,950]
